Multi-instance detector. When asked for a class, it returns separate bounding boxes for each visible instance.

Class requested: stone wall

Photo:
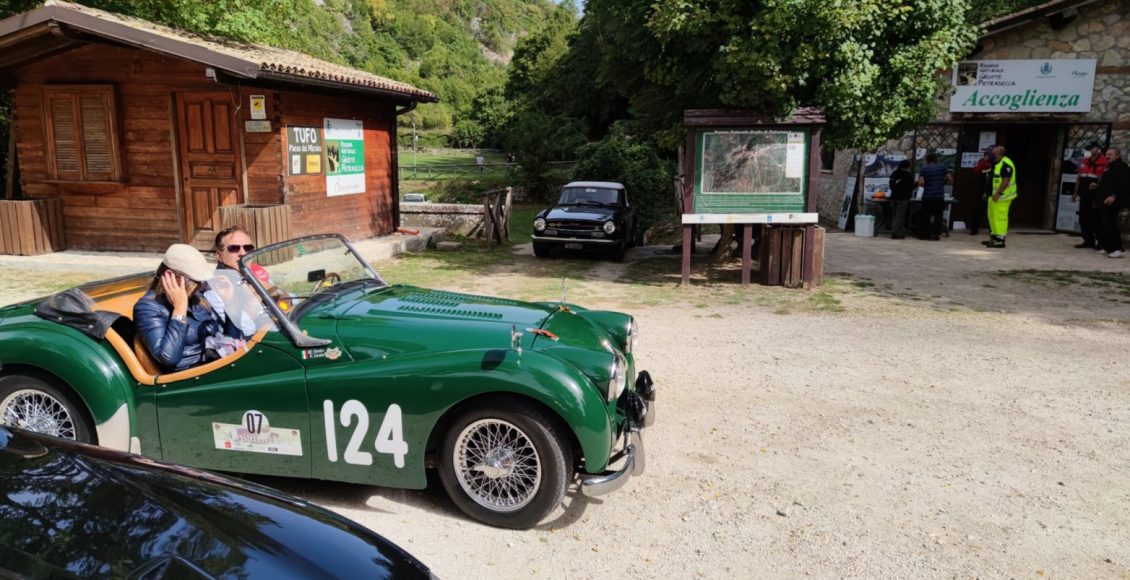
[399,202,485,236]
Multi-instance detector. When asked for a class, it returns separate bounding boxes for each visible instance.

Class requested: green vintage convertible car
[0,234,654,529]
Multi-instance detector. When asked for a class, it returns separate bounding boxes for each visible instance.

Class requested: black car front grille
[547,221,601,231]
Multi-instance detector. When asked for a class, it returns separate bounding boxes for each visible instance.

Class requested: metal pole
[412,121,417,180]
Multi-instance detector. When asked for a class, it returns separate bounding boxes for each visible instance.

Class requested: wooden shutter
[80,95,114,180]
[42,85,122,182]
[47,96,81,180]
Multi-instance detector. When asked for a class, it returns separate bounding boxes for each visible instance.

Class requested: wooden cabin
[0,1,437,255]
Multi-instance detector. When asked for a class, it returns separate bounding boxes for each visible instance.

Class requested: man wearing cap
[134,244,246,372]
[983,145,1017,249]
[1072,141,1108,250]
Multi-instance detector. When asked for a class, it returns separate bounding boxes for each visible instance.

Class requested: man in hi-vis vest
[983,145,1017,249]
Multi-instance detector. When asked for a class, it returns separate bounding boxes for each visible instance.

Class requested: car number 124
[323,400,408,468]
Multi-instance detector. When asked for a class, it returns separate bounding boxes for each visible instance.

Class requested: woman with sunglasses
[133,244,246,372]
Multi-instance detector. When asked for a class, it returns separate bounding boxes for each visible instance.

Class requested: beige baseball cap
[162,244,213,282]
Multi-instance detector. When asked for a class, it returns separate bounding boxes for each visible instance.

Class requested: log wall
[12,43,398,253]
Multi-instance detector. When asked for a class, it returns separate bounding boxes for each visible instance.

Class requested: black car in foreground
[532,181,636,260]
[0,426,432,579]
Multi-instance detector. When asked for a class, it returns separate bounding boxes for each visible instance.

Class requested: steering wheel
[267,286,294,313]
[310,272,342,295]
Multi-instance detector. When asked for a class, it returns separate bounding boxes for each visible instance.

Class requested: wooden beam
[741,223,752,287]
[3,119,15,200]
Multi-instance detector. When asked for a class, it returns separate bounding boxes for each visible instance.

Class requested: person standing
[967,150,993,235]
[1072,141,1108,249]
[1097,147,1129,258]
[888,160,914,239]
[983,145,1017,249]
[916,153,952,240]
[475,153,485,174]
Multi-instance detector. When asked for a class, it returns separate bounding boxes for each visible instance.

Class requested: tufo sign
[950,59,1097,113]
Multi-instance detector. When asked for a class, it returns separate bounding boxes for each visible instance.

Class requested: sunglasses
[224,244,256,253]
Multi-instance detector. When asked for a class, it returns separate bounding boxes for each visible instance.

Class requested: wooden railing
[479,187,512,248]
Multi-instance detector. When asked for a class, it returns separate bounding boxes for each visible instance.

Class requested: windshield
[241,236,387,320]
[205,269,277,335]
[558,187,623,206]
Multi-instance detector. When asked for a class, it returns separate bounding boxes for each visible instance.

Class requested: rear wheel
[438,399,571,529]
[0,374,93,443]
[532,242,552,258]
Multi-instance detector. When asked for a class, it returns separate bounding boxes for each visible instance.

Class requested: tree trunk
[711,223,734,263]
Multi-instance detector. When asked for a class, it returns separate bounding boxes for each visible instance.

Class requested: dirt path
[1,232,1128,578]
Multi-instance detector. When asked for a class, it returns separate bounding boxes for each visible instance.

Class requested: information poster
[286,126,323,176]
[693,129,809,214]
[1056,174,1080,232]
[324,118,365,196]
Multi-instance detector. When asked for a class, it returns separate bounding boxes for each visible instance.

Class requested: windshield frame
[238,233,385,349]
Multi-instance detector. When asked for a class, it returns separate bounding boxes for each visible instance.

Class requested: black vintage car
[532,181,636,260]
[0,426,432,579]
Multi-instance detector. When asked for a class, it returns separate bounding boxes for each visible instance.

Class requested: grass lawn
[398,148,506,171]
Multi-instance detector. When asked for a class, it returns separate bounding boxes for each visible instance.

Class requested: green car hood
[335,286,559,359]
[331,287,618,388]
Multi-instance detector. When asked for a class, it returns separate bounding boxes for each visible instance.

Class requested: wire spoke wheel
[0,388,78,440]
[453,419,542,512]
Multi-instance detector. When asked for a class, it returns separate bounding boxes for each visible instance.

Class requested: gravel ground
[2,231,1128,579]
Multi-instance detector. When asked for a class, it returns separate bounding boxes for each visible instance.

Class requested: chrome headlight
[534,218,546,232]
[607,351,628,401]
[602,221,616,235]
[626,317,640,353]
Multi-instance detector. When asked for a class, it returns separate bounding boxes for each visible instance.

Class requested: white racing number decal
[323,400,407,468]
[213,410,303,456]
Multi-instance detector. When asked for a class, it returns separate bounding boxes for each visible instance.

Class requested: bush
[572,124,675,242]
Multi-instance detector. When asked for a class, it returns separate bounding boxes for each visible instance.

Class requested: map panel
[693,129,809,214]
[700,130,804,195]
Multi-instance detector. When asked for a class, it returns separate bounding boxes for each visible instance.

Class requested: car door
[155,331,311,478]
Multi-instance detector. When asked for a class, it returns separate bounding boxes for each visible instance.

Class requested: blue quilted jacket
[133,289,243,372]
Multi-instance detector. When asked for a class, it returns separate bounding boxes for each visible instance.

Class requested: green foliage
[571,124,675,240]
[452,120,485,148]
[501,109,586,200]
[571,0,978,149]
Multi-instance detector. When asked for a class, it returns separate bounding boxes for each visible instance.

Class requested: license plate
[565,243,583,250]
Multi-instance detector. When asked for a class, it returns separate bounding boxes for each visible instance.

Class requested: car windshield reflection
[206,269,277,335]
[558,187,622,206]
[241,236,387,321]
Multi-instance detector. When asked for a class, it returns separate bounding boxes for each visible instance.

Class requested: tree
[452,120,485,149]
[579,0,978,149]
[572,123,674,241]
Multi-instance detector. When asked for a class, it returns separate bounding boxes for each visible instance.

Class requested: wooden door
[176,92,243,248]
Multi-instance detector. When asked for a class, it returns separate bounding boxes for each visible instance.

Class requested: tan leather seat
[131,329,269,385]
[104,329,157,386]
[132,334,163,378]
[97,288,269,385]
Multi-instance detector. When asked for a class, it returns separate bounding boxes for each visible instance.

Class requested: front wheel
[532,241,551,258]
[0,373,94,443]
[611,240,627,262]
[438,399,571,529]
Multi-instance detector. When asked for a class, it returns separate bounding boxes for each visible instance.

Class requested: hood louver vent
[402,290,521,306]
[395,305,504,320]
